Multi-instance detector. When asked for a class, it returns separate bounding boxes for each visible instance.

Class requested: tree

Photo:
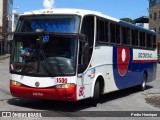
[120,18,136,24]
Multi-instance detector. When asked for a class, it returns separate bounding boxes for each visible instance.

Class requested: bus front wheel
[91,81,100,107]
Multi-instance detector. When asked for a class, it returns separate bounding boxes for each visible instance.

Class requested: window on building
[154,12,157,19]
[0,27,2,33]
[150,0,157,7]
[150,14,152,19]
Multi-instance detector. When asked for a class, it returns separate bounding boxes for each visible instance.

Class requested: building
[134,16,149,29]
[0,0,13,54]
[149,0,160,54]
[12,10,19,32]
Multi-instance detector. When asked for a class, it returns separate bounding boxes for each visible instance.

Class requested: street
[0,57,160,120]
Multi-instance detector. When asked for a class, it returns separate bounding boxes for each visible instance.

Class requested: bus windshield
[16,15,80,33]
[10,33,78,77]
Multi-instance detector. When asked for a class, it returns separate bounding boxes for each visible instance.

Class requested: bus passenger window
[96,18,109,43]
[110,23,116,43]
[110,23,120,44]
[97,19,105,42]
[105,21,109,42]
[122,27,130,45]
[131,29,138,46]
[153,35,156,49]
[146,34,152,48]
[139,32,146,47]
[115,25,120,44]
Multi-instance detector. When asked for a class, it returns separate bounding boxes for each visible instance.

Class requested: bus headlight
[55,83,75,89]
[10,80,22,86]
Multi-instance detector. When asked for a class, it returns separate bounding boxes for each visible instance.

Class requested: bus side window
[115,25,120,44]
[96,18,109,43]
[139,31,146,47]
[153,35,156,49]
[122,27,130,45]
[131,29,138,47]
[146,34,153,48]
[110,23,116,43]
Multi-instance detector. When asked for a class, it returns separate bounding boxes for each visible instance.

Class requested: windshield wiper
[38,37,55,76]
[40,49,55,76]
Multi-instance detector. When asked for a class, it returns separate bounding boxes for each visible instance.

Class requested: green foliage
[120,18,136,24]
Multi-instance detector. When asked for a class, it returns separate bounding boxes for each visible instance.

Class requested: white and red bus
[10,9,157,106]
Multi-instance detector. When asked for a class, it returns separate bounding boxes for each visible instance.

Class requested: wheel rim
[142,74,146,90]
[142,80,146,88]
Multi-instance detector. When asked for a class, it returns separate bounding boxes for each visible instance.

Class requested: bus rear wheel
[140,73,147,91]
[91,81,100,107]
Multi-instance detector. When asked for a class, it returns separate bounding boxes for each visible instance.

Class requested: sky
[13,0,149,19]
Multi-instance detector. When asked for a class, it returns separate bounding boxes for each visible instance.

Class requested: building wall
[7,0,13,32]
[0,0,13,36]
[0,0,13,54]
[0,0,3,26]
[136,23,149,29]
[150,0,160,7]
[12,12,19,32]
[0,0,3,36]
[149,1,160,54]
[2,0,7,36]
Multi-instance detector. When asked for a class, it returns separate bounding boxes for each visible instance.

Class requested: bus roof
[21,8,119,21]
[119,21,156,34]
[21,8,155,34]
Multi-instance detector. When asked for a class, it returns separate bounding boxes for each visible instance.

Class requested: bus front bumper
[10,84,77,101]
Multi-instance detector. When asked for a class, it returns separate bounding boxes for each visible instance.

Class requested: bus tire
[91,81,100,107]
[140,73,147,91]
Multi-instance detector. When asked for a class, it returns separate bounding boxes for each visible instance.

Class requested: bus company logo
[35,82,40,87]
[2,112,12,117]
[117,48,130,76]
[79,86,85,97]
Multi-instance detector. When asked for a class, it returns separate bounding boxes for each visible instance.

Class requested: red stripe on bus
[132,60,157,63]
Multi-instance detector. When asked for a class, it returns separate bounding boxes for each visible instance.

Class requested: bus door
[77,15,95,99]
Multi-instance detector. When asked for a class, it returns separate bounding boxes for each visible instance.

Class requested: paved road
[0,58,160,120]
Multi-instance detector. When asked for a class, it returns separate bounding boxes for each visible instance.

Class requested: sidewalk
[0,54,10,60]
[145,93,160,109]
